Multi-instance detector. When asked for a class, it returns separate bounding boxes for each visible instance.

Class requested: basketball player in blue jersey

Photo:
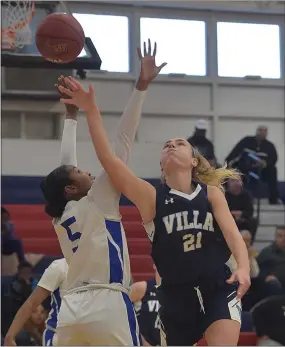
[41,40,167,346]
[131,266,161,346]
[4,258,68,346]
[60,74,251,345]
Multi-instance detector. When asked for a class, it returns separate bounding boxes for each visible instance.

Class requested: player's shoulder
[53,197,90,226]
[48,258,68,273]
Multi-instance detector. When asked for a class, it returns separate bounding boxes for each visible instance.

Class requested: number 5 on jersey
[61,216,81,253]
[183,232,202,252]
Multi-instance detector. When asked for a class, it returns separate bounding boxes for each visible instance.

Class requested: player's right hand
[226,267,251,300]
[55,75,79,118]
[4,335,17,346]
[59,76,97,113]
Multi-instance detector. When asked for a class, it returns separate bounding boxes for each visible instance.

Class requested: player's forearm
[5,299,34,340]
[114,80,147,163]
[60,117,77,167]
[226,232,250,271]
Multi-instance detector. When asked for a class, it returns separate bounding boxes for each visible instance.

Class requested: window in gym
[140,17,206,76]
[73,14,130,73]
[217,22,281,79]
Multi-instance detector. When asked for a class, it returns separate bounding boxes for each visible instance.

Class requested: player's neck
[165,170,193,194]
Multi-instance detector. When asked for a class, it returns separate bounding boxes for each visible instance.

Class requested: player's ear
[192,157,198,168]
[64,185,76,195]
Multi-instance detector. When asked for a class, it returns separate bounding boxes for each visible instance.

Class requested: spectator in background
[1,207,25,263]
[251,295,285,346]
[225,179,258,241]
[257,226,285,291]
[1,262,34,337]
[225,126,279,204]
[237,231,283,310]
[9,262,34,318]
[187,119,217,167]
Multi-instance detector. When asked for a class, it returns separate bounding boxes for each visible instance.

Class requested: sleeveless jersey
[144,183,231,286]
[53,192,131,293]
[135,279,160,346]
[37,258,68,331]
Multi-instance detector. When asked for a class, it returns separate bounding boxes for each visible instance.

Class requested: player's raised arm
[59,79,156,223]
[113,40,167,163]
[56,76,78,167]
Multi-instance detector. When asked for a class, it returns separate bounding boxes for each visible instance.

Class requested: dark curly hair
[40,165,72,218]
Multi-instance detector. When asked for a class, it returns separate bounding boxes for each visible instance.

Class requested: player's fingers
[226,273,235,284]
[60,98,75,105]
[64,77,78,92]
[158,62,167,71]
[143,41,147,57]
[68,76,82,90]
[153,42,157,57]
[236,282,246,299]
[147,38,151,55]
[137,47,143,61]
[58,85,73,97]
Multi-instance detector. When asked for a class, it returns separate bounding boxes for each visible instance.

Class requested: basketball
[35,13,85,64]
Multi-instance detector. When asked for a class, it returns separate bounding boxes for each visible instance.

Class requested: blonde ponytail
[193,151,241,189]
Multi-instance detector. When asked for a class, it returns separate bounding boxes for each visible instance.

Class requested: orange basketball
[35,13,85,63]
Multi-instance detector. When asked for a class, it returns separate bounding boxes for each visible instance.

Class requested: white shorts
[56,289,141,346]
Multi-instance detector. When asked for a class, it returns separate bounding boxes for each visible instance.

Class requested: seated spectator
[1,207,25,263]
[251,295,285,346]
[187,120,217,167]
[225,126,279,204]
[225,179,258,240]
[236,231,283,311]
[1,262,34,337]
[257,226,285,290]
[10,262,34,318]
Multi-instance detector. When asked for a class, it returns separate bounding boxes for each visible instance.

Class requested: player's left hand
[55,76,79,118]
[136,39,167,89]
[59,76,97,113]
[226,268,251,300]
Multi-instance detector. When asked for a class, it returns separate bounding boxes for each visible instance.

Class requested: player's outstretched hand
[226,268,251,300]
[59,76,97,113]
[136,39,167,90]
[55,75,79,118]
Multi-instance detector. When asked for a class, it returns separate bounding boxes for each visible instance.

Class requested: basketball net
[1,1,35,50]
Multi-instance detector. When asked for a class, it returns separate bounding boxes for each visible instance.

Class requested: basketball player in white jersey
[4,258,68,346]
[40,40,167,346]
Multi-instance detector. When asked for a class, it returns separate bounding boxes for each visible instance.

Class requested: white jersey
[53,88,146,294]
[54,190,130,292]
[37,258,68,331]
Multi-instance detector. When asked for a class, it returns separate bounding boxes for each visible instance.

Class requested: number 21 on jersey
[61,216,81,253]
[183,232,202,252]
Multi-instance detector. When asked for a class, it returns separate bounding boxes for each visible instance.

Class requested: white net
[1,1,35,49]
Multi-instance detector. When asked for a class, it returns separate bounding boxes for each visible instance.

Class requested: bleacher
[253,199,285,252]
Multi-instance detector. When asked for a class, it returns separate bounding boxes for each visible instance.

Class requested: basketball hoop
[1,1,35,49]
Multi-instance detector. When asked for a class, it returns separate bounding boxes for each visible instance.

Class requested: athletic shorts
[158,281,242,346]
[56,289,141,346]
[43,329,57,346]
